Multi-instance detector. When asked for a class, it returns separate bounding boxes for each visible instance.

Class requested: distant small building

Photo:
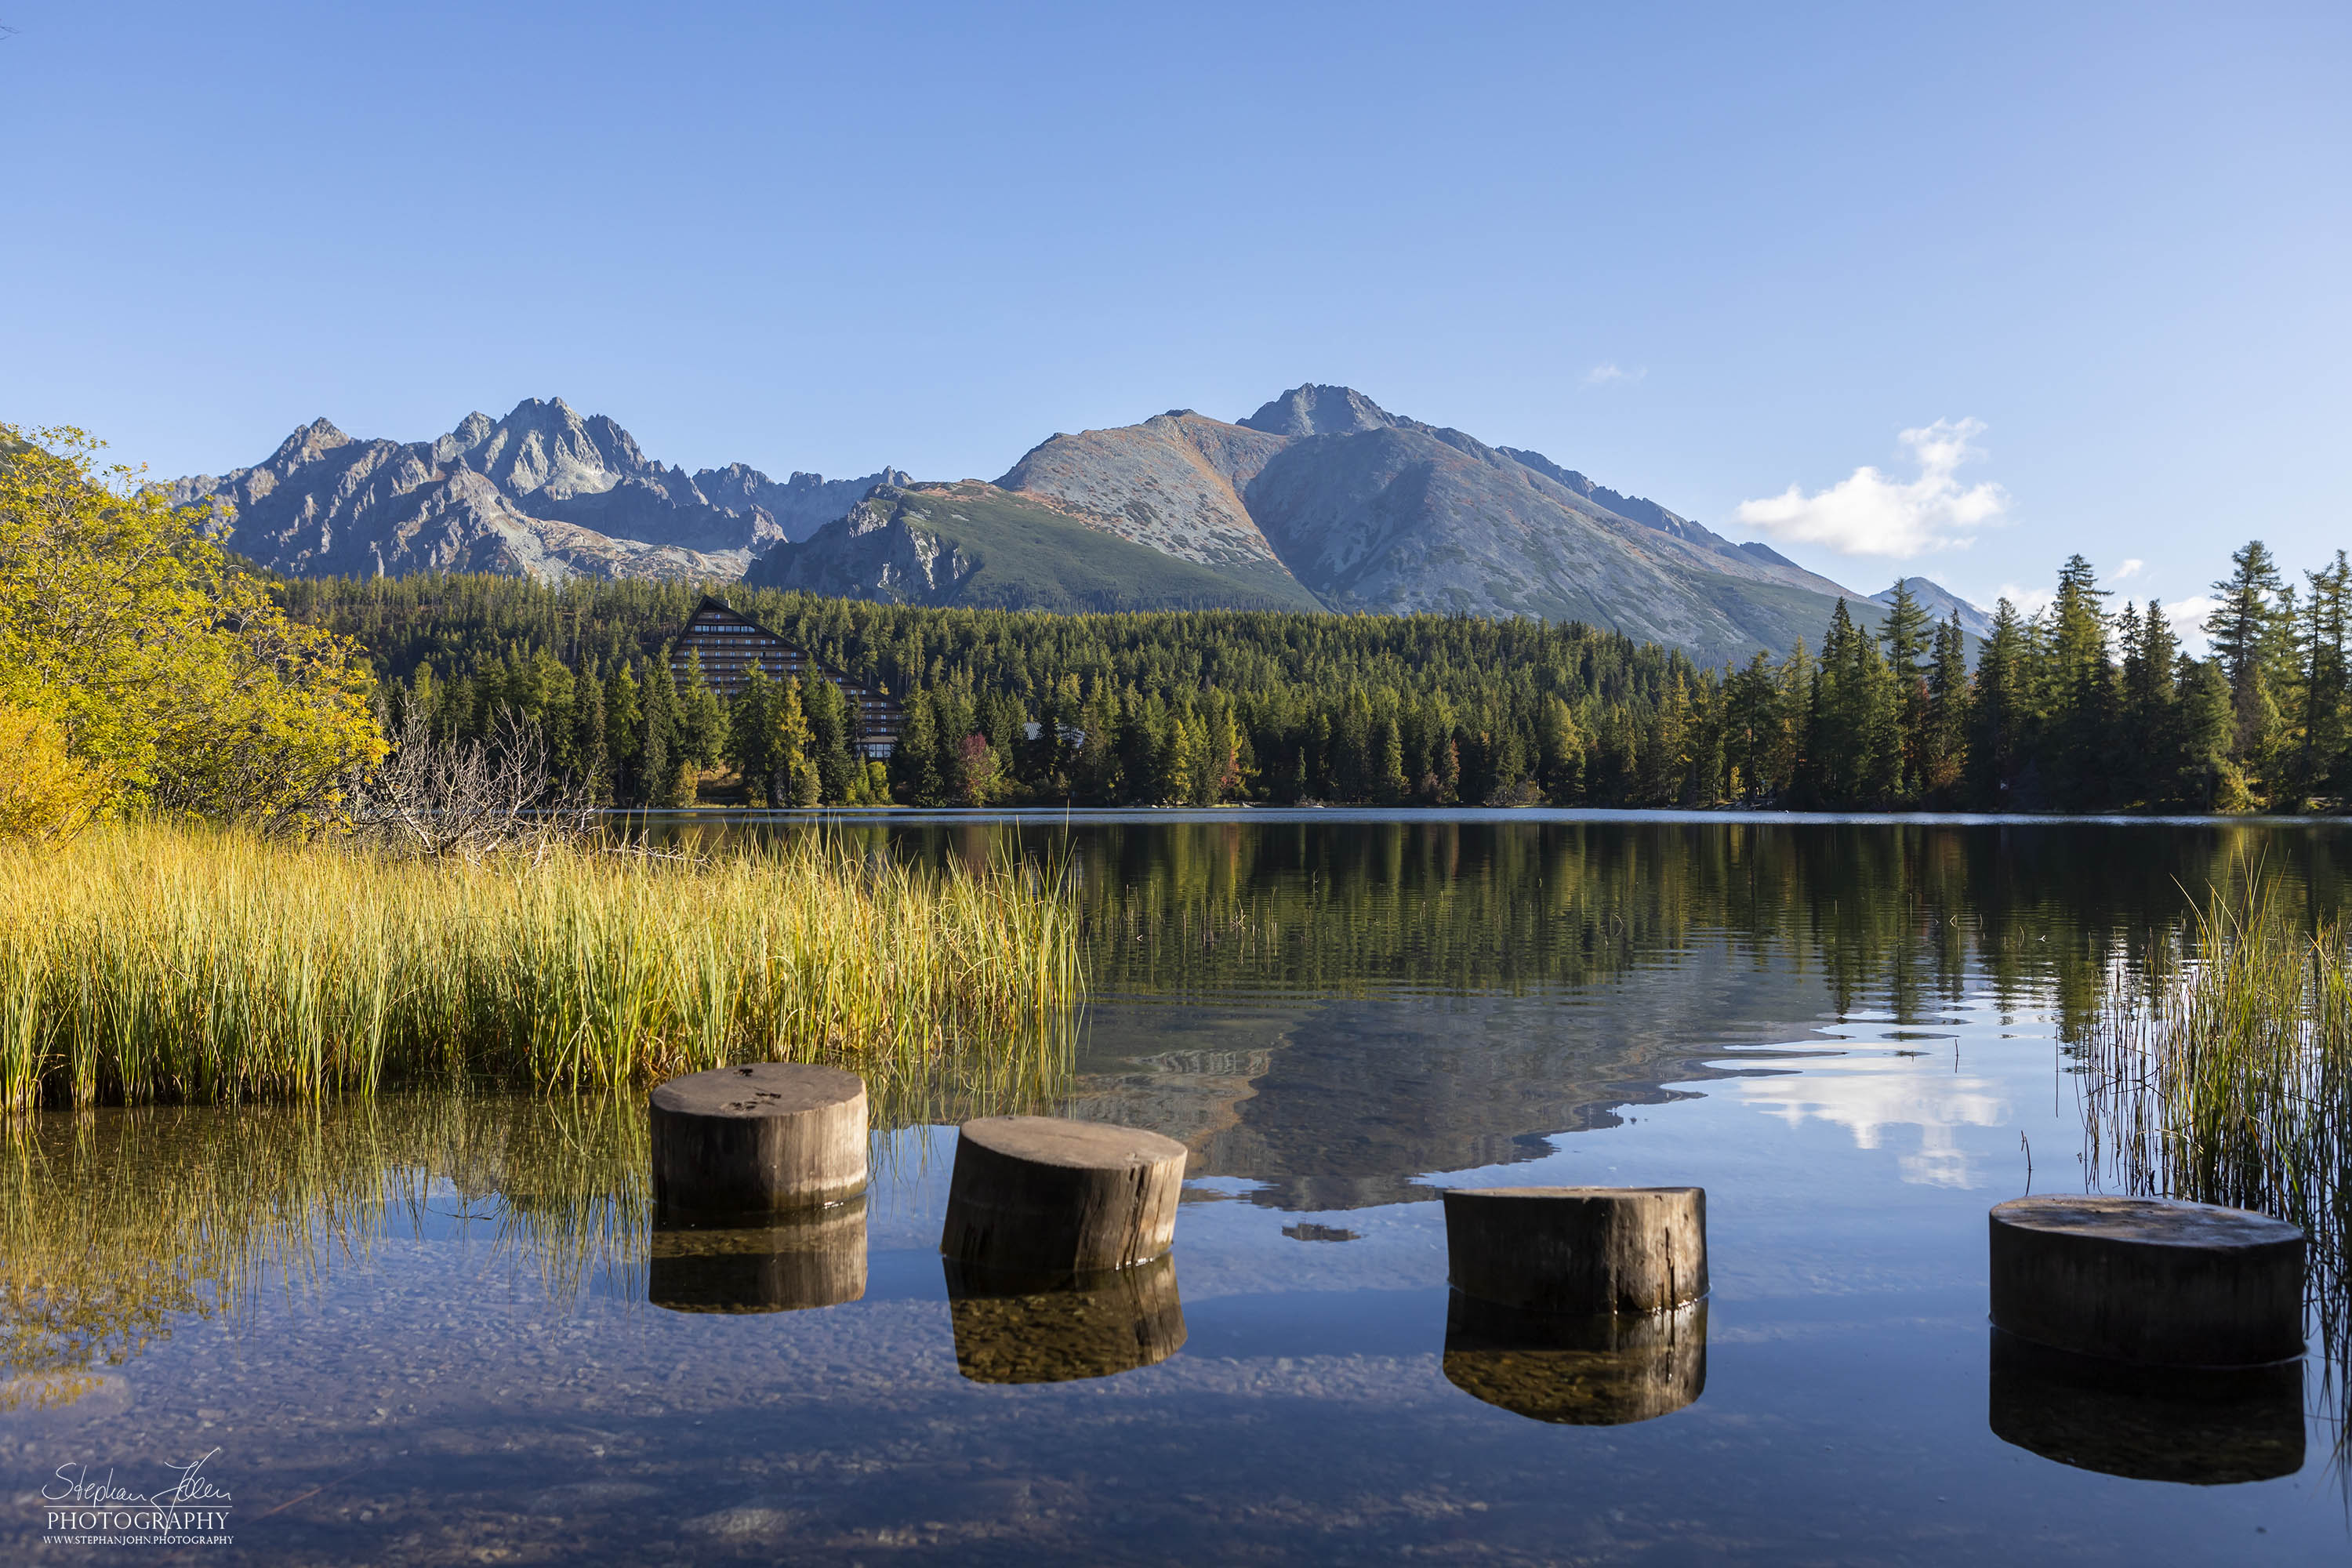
[666,597,904,759]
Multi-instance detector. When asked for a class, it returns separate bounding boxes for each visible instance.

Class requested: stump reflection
[1442,1291,1706,1425]
[1987,1327,2303,1484]
[648,1195,867,1313]
[945,1253,1185,1384]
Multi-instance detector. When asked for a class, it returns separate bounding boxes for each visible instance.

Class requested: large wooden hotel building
[666,597,906,760]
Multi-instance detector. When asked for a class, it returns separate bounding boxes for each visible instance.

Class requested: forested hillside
[277,541,2342,815]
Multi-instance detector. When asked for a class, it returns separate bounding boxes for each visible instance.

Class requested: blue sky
[5,2,2347,626]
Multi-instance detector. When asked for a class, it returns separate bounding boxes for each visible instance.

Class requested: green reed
[0,824,1083,1109]
[2081,880,2352,1370]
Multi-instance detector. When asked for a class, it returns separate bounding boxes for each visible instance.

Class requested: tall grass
[2081,881,2352,1376]
[0,824,1083,1109]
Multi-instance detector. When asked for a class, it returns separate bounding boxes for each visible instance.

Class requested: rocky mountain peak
[270,419,351,463]
[169,400,902,583]
[1238,385,1399,438]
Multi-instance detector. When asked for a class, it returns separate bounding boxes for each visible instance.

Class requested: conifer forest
[278,541,2344,815]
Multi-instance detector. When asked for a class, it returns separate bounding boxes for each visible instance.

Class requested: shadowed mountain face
[167,398,902,583]
[742,480,1323,612]
[980,383,1892,664]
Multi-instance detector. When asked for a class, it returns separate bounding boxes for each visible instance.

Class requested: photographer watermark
[39,1448,234,1548]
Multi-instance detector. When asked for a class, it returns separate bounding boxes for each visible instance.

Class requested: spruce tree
[603,663,643,803]
[891,689,945,807]
[1966,601,2031,808]
[639,659,682,807]
[1919,613,1969,804]
[2204,540,2289,773]
[571,661,608,802]
[1878,579,1931,795]
[802,675,855,804]
[2042,555,2116,809]
[725,664,776,805]
[677,651,728,771]
[2296,551,2351,804]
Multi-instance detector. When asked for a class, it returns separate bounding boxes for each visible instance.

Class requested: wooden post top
[956,1115,1186,1171]
[652,1062,866,1119]
[1445,1186,1701,1203]
[1990,1196,2302,1251]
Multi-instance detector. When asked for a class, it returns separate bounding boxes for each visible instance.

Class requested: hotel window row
[666,597,904,760]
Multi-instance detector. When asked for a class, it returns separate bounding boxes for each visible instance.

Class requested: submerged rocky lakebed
[3,812,2345,1564]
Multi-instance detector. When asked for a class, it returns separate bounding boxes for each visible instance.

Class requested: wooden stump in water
[1443,1291,1707,1425]
[649,1062,867,1216]
[1987,1326,2303,1483]
[944,1254,1186,1384]
[1443,1186,1707,1315]
[1987,1196,2303,1367]
[939,1116,1187,1273]
[649,1196,868,1314]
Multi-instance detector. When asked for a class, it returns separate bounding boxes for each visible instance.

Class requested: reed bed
[2080,882,2352,1374]
[0,824,1083,1109]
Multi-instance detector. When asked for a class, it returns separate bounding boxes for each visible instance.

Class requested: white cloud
[1995,583,2056,619]
[2114,558,2145,580]
[1735,418,2009,558]
[1584,363,1643,387]
[2162,594,2219,656]
[1740,1051,2010,1189]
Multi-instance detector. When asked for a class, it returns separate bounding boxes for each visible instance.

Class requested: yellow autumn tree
[0,425,386,835]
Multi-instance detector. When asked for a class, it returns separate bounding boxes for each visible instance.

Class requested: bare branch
[349,706,599,862]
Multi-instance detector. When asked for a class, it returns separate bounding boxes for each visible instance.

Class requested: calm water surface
[6,814,2350,1564]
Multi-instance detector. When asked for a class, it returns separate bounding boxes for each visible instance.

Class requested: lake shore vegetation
[0,426,385,837]
[0,826,1081,1110]
[2082,880,2352,1365]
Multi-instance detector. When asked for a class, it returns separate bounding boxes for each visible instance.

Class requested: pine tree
[1643,672,1693,804]
[639,659,684,807]
[2117,600,2180,807]
[1377,715,1407,804]
[2296,551,2351,804]
[1919,613,1969,804]
[725,663,776,805]
[570,662,608,802]
[2175,657,2241,811]
[891,689,945,807]
[1966,601,2032,808]
[1537,696,1583,803]
[604,663,643,802]
[1158,709,1198,804]
[1878,579,1932,795]
[1722,653,1780,804]
[802,675,855,804]
[677,651,728,771]
[2042,554,2116,809]
[2205,540,2289,774]
[778,679,818,807]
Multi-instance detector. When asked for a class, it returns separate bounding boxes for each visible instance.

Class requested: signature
[44,1449,233,1508]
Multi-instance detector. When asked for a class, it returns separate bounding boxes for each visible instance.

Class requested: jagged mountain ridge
[171,385,1955,666]
[167,397,902,582]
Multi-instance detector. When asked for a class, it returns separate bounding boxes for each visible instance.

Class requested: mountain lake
[2,812,2345,1565]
